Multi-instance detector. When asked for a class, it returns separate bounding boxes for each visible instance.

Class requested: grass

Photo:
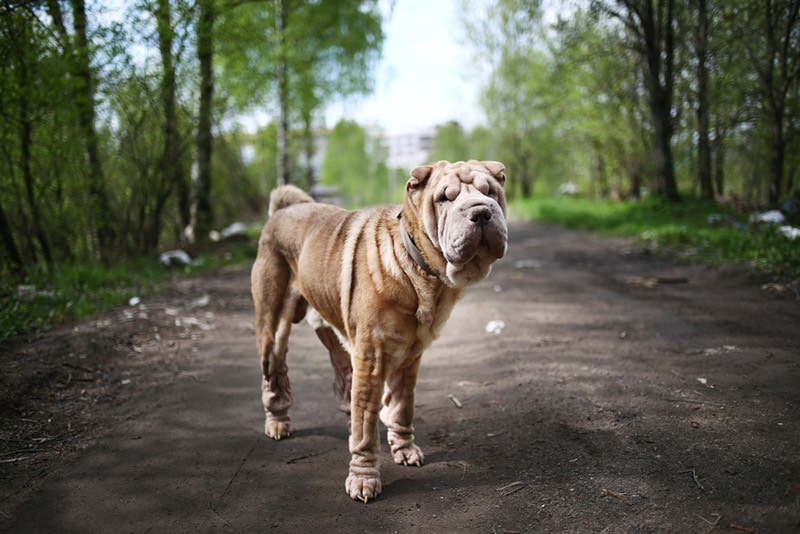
[509,195,800,280]
[0,229,260,350]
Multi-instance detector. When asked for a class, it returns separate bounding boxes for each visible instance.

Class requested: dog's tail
[268,185,314,217]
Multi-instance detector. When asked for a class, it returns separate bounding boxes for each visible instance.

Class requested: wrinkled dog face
[407,160,508,287]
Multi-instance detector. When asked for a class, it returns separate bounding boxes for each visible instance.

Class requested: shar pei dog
[251,160,508,502]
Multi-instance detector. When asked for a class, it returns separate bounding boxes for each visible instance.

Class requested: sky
[322,0,486,135]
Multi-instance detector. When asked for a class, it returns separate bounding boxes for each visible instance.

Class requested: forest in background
[0,0,384,275]
[1,0,799,283]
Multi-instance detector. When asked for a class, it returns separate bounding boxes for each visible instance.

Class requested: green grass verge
[1,232,260,350]
[510,195,800,280]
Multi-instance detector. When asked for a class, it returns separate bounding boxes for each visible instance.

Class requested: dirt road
[2,220,799,532]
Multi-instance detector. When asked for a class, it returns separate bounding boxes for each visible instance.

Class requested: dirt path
[2,220,799,532]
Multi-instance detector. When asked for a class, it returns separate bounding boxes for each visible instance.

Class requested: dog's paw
[345,474,382,503]
[391,443,424,467]
[265,420,292,440]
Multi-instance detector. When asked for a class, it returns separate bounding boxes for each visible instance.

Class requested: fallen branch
[729,524,756,533]
[695,513,721,526]
[678,469,708,492]
[0,457,29,464]
[497,481,527,496]
[603,488,633,506]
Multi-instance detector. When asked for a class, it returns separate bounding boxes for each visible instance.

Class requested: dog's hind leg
[308,310,352,415]
[252,251,297,440]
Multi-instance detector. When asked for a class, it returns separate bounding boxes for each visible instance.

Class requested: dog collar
[397,212,438,278]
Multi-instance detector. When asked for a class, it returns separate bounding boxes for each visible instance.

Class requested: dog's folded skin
[251,160,508,502]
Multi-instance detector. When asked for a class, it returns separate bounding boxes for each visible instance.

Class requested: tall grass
[510,196,800,280]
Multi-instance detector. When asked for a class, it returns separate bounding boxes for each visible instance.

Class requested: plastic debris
[222,221,248,238]
[190,294,210,308]
[159,249,193,267]
[210,222,249,242]
[779,225,800,240]
[128,297,141,306]
[749,210,786,224]
[485,320,505,334]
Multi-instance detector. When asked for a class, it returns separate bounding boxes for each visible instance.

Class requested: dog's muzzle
[441,197,507,266]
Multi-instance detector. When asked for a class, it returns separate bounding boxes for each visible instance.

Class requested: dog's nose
[468,205,493,224]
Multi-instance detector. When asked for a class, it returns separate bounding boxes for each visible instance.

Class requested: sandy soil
[2,220,799,533]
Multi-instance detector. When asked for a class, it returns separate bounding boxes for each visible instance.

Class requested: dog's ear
[482,161,506,187]
[407,165,434,190]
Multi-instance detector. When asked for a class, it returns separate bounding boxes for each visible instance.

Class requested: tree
[691,0,714,199]
[466,0,545,198]
[320,119,371,206]
[553,7,651,199]
[71,0,117,257]
[11,8,53,265]
[735,0,800,206]
[192,0,215,243]
[156,0,190,234]
[215,0,383,187]
[593,0,682,201]
[430,121,470,162]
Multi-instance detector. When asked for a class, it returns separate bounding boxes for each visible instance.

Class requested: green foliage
[212,131,270,221]
[215,0,384,124]
[321,119,392,206]
[464,0,800,205]
[427,123,504,170]
[430,121,470,162]
[512,196,800,279]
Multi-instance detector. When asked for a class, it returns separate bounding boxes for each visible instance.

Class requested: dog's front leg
[345,349,383,503]
[380,355,424,467]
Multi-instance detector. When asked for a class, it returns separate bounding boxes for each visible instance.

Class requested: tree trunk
[302,110,315,190]
[156,0,190,236]
[71,0,114,260]
[20,86,53,265]
[0,198,24,274]
[695,0,713,200]
[276,0,291,186]
[768,116,785,206]
[193,0,215,243]
[592,139,609,198]
[639,0,680,201]
[712,126,725,197]
[755,0,800,206]
[14,16,52,265]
